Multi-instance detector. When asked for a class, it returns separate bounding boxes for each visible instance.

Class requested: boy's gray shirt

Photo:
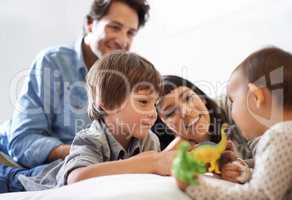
[19,120,161,191]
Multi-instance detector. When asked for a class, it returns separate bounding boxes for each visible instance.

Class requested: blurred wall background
[0,0,291,122]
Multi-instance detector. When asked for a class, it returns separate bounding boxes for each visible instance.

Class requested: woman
[153,75,253,184]
[153,75,228,150]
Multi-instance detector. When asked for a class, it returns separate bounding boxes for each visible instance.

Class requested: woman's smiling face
[157,86,210,143]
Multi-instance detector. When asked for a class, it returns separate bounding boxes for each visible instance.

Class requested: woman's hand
[163,137,184,151]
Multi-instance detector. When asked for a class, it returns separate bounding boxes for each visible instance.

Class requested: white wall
[0,0,91,122]
[0,0,292,122]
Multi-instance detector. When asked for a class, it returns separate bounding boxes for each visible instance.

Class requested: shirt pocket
[65,83,88,113]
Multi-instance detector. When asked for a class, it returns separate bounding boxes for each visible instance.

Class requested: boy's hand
[130,151,176,176]
[155,150,177,176]
[221,159,251,183]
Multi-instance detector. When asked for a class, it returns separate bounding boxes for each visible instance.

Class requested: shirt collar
[93,120,142,160]
[109,136,141,160]
[74,36,88,77]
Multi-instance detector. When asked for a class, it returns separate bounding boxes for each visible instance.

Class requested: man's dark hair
[87,0,150,28]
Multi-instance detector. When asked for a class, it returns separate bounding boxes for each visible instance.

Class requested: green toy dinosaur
[172,142,206,185]
[172,123,228,185]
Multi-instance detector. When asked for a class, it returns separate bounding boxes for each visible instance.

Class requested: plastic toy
[189,123,228,174]
[172,123,228,185]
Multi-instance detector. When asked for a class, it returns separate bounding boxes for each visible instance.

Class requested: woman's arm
[163,137,184,151]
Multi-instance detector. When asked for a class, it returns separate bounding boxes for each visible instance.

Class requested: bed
[0,174,191,200]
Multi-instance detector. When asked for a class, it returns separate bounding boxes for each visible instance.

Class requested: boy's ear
[98,103,107,112]
[99,103,116,114]
[248,83,265,108]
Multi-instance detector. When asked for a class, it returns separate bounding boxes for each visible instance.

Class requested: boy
[16,51,175,191]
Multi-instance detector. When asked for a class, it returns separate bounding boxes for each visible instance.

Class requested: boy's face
[85,1,139,58]
[157,86,210,143]
[227,70,266,140]
[108,89,159,140]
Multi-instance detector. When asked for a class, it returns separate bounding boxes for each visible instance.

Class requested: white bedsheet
[0,174,191,200]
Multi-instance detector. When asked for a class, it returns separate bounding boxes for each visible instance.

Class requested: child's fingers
[222,174,241,183]
[222,166,241,176]
[158,150,177,176]
[222,163,241,171]
[226,140,236,150]
[221,161,252,183]
[221,163,242,178]
[175,178,189,191]
[221,165,241,182]
[219,151,237,167]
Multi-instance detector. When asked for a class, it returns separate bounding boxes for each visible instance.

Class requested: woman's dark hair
[152,75,228,149]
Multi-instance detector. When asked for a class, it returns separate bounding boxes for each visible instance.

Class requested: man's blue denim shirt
[1,37,92,167]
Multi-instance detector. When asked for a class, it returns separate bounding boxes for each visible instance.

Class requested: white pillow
[0,174,191,200]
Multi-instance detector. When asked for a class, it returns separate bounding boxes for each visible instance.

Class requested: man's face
[85,1,139,58]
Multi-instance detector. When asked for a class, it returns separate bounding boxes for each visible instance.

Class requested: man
[0,0,150,167]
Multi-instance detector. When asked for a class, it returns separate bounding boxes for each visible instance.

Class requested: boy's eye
[138,100,148,105]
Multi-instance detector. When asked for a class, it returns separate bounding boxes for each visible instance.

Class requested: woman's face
[158,86,210,143]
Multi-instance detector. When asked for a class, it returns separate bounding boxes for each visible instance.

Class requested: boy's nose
[146,110,157,121]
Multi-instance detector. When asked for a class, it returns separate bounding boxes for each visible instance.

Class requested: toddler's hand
[221,159,252,184]
[225,140,236,152]
[219,150,237,166]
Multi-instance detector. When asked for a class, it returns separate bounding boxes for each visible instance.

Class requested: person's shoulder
[36,43,77,61]
[257,121,292,151]
[267,121,292,137]
[72,121,107,147]
[145,130,160,143]
[140,130,161,151]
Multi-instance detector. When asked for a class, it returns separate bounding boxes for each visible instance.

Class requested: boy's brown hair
[235,47,292,109]
[87,51,162,121]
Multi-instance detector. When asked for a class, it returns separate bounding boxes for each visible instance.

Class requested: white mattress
[0,174,191,200]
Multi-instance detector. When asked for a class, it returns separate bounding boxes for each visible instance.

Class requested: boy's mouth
[141,123,153,128]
